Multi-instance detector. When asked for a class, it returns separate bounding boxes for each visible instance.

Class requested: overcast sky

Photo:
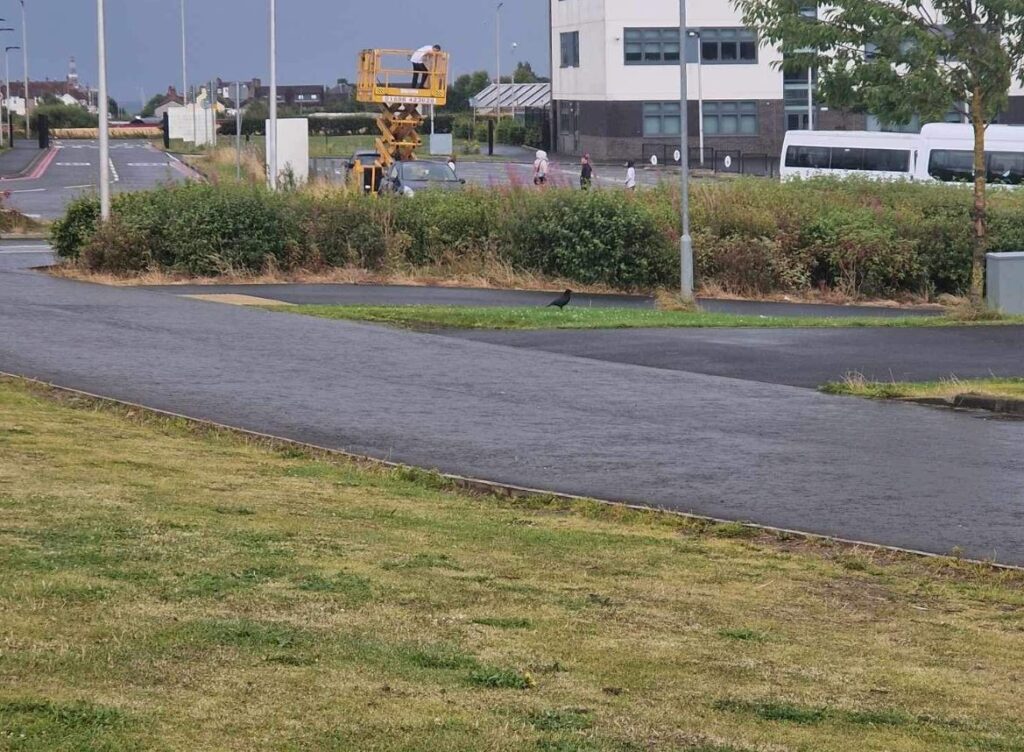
[23,0,548,107]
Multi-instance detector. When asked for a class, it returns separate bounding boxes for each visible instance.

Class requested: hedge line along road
[2,245,1023,565]
[2,139,194,220]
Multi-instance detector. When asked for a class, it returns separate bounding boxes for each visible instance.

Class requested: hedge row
[219,114,456,137]
[51,179,1024,296]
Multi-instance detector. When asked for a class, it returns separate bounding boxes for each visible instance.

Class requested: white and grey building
[549,0,1024,161]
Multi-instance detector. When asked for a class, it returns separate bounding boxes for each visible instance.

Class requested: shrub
[52,176,1024,297]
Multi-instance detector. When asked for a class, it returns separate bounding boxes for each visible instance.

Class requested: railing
[639,143,779,177]
[356,49,449,106]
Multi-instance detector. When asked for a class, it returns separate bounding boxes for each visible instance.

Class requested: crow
[547,289,572,309]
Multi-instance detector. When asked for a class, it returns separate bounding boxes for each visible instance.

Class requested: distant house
[325,79,353,105]
[254,84,325,109]
[8,80,91,111]
[153,86,185,119]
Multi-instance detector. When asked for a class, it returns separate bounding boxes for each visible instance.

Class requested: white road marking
[9,188,46,193]
[126,162,170,167]
[0,248,52,254]
[56,162,91,166]
[64,184,93,190]
[109,158,120,183]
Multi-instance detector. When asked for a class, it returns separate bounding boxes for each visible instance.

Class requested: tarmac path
[2,245,1023,565]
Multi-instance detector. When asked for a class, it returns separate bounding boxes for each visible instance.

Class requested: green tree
[140,93,164,118]
[33,102,98,129]
[737,0,1024,305]
[446,70,491,111]
[512,61,540,83]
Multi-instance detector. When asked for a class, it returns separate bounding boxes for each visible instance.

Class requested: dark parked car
[385,160,465,197]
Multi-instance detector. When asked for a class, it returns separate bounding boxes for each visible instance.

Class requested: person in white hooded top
[533,150,549,186]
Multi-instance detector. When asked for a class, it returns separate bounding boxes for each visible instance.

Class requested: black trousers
[411,63,429,88]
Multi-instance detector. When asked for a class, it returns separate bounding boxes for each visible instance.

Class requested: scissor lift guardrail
[353,49,449,191]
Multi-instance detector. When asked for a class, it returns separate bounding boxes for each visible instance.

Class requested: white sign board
[167,104,216,146]
[429,133,454,155]
[266,117,310,187]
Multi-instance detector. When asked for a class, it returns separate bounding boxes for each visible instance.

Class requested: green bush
[50,177,1024,297]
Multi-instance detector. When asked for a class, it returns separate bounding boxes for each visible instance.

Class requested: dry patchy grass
[1,378,1023,751]
[822,373,1024,402]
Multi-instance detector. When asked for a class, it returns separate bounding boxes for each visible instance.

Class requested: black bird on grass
[547,289,572,309]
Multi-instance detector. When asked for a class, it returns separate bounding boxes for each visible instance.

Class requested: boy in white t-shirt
[410,44,441,89]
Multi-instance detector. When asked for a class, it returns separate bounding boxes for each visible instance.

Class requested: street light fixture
[678,0,693,300]
[5,46,20,146]
[687,30,704,166]
[495,2,503,121]
[0,25,12,148]
[96,0,110,220]
[20,2,29,138]
[180,0,188,105]
[267,0,278,190]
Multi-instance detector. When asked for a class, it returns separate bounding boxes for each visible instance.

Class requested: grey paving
[3,139,193,220]
[2,246,1024,565]
[443,326,1024,388]
[0,139,46,178]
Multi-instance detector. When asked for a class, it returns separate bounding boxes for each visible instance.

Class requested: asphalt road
[142,282,939,319]
[445,326,1024,388]
[3,245,1023,565]
[2,139,193,220]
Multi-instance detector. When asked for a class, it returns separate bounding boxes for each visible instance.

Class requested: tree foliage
[140,94,165,118]
[446,70,492,111]
[736,0,1024,303]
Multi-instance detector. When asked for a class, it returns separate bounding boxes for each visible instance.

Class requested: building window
[642,101,681,137]
[624,28,680,65]
[700,28,757,64]
[560,31,580,68]
[703,101,758,135]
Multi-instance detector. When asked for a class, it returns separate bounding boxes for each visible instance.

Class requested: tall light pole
[96,0,110,220]
[687,30,704,166]
[495,2,502,121]
[678,0,693,300]
[0,25,12,149]
[180,0,187,104]
[5,46,20,146]
[20,2,29,138]
[267,0,277,190]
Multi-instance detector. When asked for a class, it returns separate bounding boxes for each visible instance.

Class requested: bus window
[988,151,1024,185]
[785,145,830,168]
[928,149,974,182]
[830,147,864,171]
[863,148,911,173]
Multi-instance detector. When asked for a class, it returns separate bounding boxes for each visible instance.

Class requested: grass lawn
[275,304,1024,331]
[822,375,1024,401]
[2,377,1024,751]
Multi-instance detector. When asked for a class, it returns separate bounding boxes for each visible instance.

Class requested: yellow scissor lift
[354,48,449,193]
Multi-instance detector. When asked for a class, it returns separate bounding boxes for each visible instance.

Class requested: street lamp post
[678,0,693,300]
[96,0,110,220]
[180,0,187,105]
[495,2,503,121]
[267,0,278,190]
[687,29,704,166]
[20,2,29,138]
[0,25,12,149]
[5,46,20,146]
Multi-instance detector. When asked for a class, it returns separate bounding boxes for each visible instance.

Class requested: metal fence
[639,143,779,177]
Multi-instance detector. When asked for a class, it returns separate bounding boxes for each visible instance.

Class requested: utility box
[986,252,1024,313]
[429,133,453,155]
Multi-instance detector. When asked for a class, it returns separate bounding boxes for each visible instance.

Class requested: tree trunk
[969,86,988,308]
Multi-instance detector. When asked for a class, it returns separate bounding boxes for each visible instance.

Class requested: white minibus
[780,130,918,181]
[915,123,1024,186]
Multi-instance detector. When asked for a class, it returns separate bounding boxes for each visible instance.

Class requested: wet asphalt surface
[3,140,193,220]
[444,327,1024,388]
[141,281,939,319]
[3,245,1024,564]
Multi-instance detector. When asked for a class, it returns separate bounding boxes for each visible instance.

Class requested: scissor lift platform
[353,49,450,188]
